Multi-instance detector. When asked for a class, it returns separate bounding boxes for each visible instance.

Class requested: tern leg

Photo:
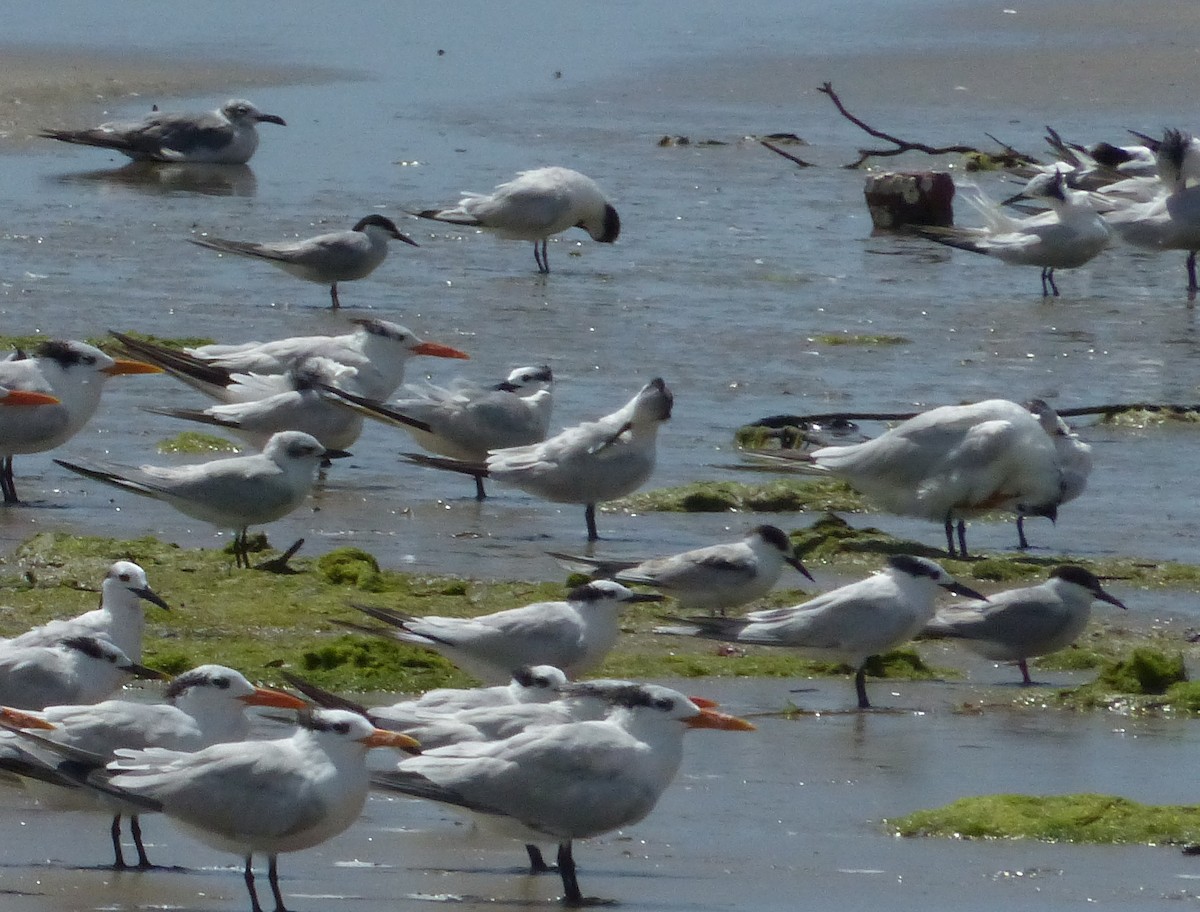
[1040,268,1050,297]
[244,855,264,912]
[1,456,17,504]
[268,854,288,912]
[955,520,969,559]
[526,843,553,873]
[110,814,128,868]
[474,475,488,500]
[943,517,957,558]
[1044,267,1060,297]
[557,841,583,905]
[854,664,872,710]
[1016,515,1030,550]
[1188,252,1198,296]
[585,504,598,541]
[534,238,550,274]
[1018,659,1033,686]
[330,283,340,309]
[129,814,152,868]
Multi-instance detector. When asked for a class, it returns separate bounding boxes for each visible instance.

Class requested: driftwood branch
[759,139,814,168]
[817,81,1038,170]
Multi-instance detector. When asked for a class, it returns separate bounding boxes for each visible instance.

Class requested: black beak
[323,449,353,460]
[941,581,988,602]
[787,555,815,582]
[133,586,171,611]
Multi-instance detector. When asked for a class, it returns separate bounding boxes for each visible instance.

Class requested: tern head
[166,664,310,710]
[1049,566,1127,610]
[568,682,754,730]
[567,579,665,607]
[887,555,988,602]
[35,340,162,381]
[1005,169,1068,207]
[103,560,170,612]
[579,203,621,244]
[751,524,815,582]
[351,318,470,362]
[352,214,420,248]
[495,365,554,393]
[264,430,350,464]
[221,99,287,127]
[633,377,674,423]
[297,708,421,753]
[1156,128,1196,186]
[511,664,570,696]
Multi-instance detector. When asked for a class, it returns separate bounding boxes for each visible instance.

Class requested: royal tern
[921,566,1126,685]
[916,169,1110,296]
[549,524,813,615]
[39,98,286,164]
[322,364,553,498]
[747,399,1077,558]
[0,665,308,868]
[190,215,419,308]
[5,560,169,662]
[0,340,162,504]
[372,683,752,903]
[404,377,672,539]
[655,555,986,709]
[55,430,347,568]
[415,166,620,273]
[0,635,162,710]
[112,320,469,403]
[345,580,664,684]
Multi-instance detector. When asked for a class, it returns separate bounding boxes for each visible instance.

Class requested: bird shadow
[48,162,258,197]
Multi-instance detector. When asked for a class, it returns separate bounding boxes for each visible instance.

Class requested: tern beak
[391,229,420,248]
[942,581,988,602]
[787,555,816,582]
[125,662,169,681]
[1095,587,1128,611]
[257,113,287,126]
[0,390,60,407]
[133,586,171,611]
[625,592,666,604]
[322,448,353,460]
[0,707,56,730]
[412,341,470,360]
[362,728,422,754]
[688,696,720,709]
[240,687,310,710]
[686,708,756,732]
[102,359,164,376]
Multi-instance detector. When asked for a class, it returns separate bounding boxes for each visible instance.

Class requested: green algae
[889,794,1200,845]
[157,432,242,455]
[812,333,910,347]
[1100,408,1200,428]
[1057,649,1188,712]
[613,480,867,515]
[0,333,214,356]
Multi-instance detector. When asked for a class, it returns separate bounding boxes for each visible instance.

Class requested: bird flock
[0,96,1151,910]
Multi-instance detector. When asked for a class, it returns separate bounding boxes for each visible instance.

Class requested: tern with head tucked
[39,98,286,164]
[0,340,162,504]
[549,524,813,615]
[345,580,664,683]
[0,636,160,711]
[656,555,986,709]
[404,377,672,539]
[190,214,419,308]
[922,565,1126,685]
[55,430,346,569]
[415,166,620,273]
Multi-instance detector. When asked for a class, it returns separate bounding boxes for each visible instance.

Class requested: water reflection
[50,162,257,197]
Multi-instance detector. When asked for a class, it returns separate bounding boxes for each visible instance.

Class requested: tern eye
[214,677,230,689]
[333,721,351,735]
[82,355,96,365]
[118,573,131,582]
[654,697,674,711]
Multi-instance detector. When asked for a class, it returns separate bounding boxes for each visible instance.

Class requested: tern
[404,377,672,539]
[372,683,752,904]
[0,340,162,504]
[0,665,307,868]
[655,555,986,709]
[322,364,553,498]
[39,98,286,164]
[112,320,469,403]
[549,524,813,615]
[190,214,419,308]
[921,566,1127,684]
[414,166,620,273]
[344,580,664,684]
[747,399,1081,558]
[5,560,169,662]
[0,636,162,710]
[916,169,1110,296]
[55,430,347,568]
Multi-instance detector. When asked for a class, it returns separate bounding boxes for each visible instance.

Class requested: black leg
[855,664,871,710]
[110,814,128,868]
[535,238,550,274]
[330,283,341,309]
[1016,514,1030,549]
[1188,251,1198,293]
[585,503,598,541]
[1047,268,1060,297]
[526,843,552,873]
[474,475,487,500]
[2,456,17,504]
[956,520,969,559]
[234,527,248,569]
[1040,268,1050,297]
[244,855,264,912]
[1018,659,1033,686]
[268,854,288,912]
[943,517,957,557]
[557,841,583,905]
[130,814,152,868]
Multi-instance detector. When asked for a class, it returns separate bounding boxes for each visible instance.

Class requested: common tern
[415,166,620,273]
[404,377,672,539]
[345,580,664,684]
[0,665,307,868]
[55,430,347,568]
[549,524,813,615]
[39,98,286,164]
[5,560,169,662]
[655,555,986,709]
[112,320,469,403]
[0,636,161,710]
[322,364,553,498]
[190,215,419,308]
[0,340,162,504]
[372,683,752,904]
[921,566,1126,684]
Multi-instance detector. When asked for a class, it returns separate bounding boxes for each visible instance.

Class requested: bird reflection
[51,162,257,197]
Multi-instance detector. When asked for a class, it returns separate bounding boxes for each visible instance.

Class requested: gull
[0,340,162,504]
[655,555,986,709]
[0,665,308,868]
[921,565,1127,685]
[0,635,162,710]
[548,524,813,616]
[414,166,620,273]
[321,364,553,498]
[5,560,170,662]
[190,215,419,308]
[344,580,664,684]
[404,377,672,539]
[112,319,469,402]
[746,399,1080,558]
[372,683,753,904]
[915,168,1110,296]
[55,430,347,569]
[39,98,286,164]
[22,709,418,912]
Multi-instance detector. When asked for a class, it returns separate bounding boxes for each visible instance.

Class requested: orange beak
[688,696,720,709]
[0,390,60,407]
[102,359,164,376]
[362,727,422,754]
[686,708,756,732]
[0,706,56,730]
[239,687,310,710]
[412,341,470,360]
